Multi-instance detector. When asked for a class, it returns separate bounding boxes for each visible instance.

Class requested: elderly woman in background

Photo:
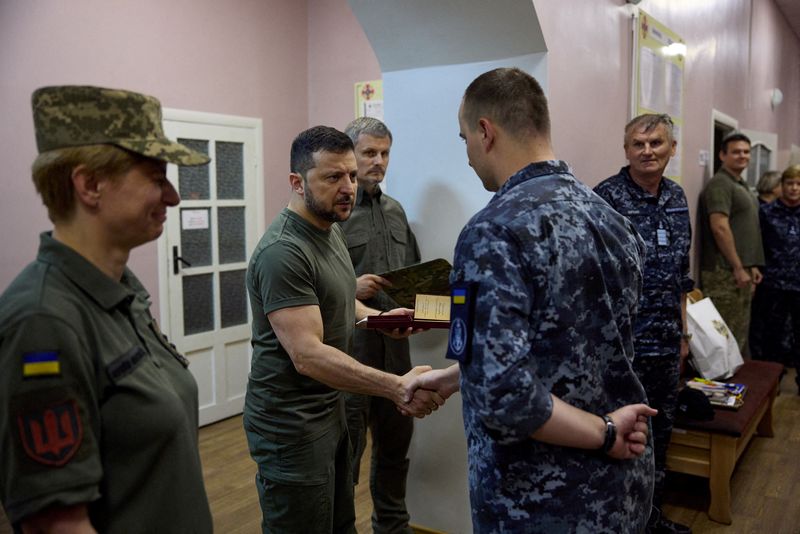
[0,86,213,533]
[749,169,785,358]
[756,170,782,204]
[750,165,800,391]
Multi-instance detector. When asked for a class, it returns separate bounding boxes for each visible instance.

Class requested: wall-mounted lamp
[771,88,784,109]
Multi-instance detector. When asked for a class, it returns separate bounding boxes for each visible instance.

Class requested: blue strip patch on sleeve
[23,351,59,364]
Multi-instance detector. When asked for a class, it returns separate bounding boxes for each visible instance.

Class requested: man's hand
[356,274,392,300]
[396,366,445,417]
[606,404,658,460]
[404,364,460,402]
[378,307,427,339]
[751,266,763,286]
[732,266,752,289]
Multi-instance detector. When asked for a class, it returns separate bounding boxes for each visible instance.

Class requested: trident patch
[17,399,83,466]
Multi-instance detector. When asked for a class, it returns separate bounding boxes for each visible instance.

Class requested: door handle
[172,246,192,274]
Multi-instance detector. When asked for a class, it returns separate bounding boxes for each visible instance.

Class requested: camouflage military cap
[32,85,209,166]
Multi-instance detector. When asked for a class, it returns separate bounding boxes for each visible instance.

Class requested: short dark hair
[290,126,354,178]
[624,114,675,145]
[344,117,392,145]
[720,131,751,153]
[462,67,550,139]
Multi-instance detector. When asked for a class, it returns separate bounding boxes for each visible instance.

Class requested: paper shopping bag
[686,297,744,380]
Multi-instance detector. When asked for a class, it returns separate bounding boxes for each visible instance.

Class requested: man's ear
[71,165,101,209]
[478,118,495,152]
[289,172,304,195]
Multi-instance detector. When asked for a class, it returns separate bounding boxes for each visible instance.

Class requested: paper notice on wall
[181,209,209,230]
[363,99,384,121]
[634,10,686,183]
[355,80,384,120]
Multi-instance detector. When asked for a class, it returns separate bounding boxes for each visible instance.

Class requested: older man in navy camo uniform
[415,68,657,533]
[595,114,694,534]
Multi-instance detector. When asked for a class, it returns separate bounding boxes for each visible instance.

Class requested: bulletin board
[354,80,384,120]
[631,9,686,183]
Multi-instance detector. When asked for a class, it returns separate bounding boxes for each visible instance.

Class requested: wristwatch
[600,414,617,454]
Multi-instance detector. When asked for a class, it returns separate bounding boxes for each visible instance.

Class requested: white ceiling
[775,0,800,39]
[347,0,546,73]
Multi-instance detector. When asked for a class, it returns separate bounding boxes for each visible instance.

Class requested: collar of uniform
[283,206,334,235]
[501,160,572,194]
[718,167,747,187]
[356,185,382,206]
[620,166,665,204]
[775,198,800,212]
[37,232,139,311]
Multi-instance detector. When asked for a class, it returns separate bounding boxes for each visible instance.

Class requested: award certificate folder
[378,258,452,309]
[360,294,451,329]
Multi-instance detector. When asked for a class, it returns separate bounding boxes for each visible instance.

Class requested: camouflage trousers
[701,265,752,354]
[633,354,681,510]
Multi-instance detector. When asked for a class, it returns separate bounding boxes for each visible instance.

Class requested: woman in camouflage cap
[0,86,213,533]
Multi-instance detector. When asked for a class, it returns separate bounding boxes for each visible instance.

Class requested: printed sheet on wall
[632,9,686,184]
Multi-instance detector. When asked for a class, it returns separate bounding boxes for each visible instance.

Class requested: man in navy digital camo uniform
[595,114,694,534]
[416,68,657,534]
[753,165,800,391]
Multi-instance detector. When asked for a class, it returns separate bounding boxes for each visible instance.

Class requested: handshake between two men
[381,308,655,462]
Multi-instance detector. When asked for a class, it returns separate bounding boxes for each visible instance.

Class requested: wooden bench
[665,360,784,524]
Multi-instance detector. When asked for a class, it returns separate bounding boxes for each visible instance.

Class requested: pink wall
[2,0,798,300]
[536,1,634,184]
[0,0,308,313]
[535,0,800,274]
[307,0,381,130]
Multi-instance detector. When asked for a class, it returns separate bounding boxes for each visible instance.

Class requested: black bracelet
[378,311,385,316]
[600,414,617,454]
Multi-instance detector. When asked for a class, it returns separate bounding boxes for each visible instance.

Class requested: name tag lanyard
[656,220,669,247]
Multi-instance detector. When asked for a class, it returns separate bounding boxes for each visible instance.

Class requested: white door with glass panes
[158,110,263,426]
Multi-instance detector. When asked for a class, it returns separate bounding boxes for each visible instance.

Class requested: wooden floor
[201,370,800,533]
[1,370,798,533]
[198,416,376,533]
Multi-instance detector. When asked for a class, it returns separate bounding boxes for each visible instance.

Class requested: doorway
[159,110,264,426]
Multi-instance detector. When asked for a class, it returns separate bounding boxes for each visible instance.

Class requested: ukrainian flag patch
[452,288,467,305]
[22,351,61,378]
[447,283,477,363]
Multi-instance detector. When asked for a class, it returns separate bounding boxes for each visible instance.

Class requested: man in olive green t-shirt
[243,126,443,533]
[698,131,764,352]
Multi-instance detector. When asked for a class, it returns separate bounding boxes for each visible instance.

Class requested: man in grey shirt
[339,117,420,534]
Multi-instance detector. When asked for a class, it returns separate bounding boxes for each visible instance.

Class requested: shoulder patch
[17,399,83,466]
[447,284,478,363]
[22,351,61,378]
